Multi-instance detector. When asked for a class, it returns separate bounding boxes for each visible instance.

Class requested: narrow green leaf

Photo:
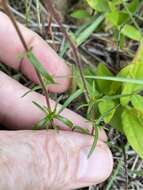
[32,101,47,114]
[58,89,83,114]
[102,93,135,101]
[56,115,73,128]
[73,126,89,134]
[21,85,41,97]
[76,15,105,46]
[59,15,104,56]
[88,125,99,158]
[33,116,50,130]
[27,50,55,85]
[122,109,143,159]
[84,75,143,85]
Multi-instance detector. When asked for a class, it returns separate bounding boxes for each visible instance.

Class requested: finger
[0,130,113,189]
[0,12,71,93]
[0,71,107,141]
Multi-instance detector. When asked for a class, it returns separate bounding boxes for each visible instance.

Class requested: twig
[3,0,28,51]
[43,0,90,102]
[2,0,53,125]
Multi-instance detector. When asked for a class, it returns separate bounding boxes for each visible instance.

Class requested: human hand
[0,12,113,190]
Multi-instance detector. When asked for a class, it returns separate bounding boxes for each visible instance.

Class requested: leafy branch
[2,0,54,127]
[43,0,90,102]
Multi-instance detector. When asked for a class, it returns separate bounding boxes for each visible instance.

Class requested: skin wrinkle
[30,136,50,190]
[0,130,113,190]
[25,142,42,188]
[65,146,82,190]
[0,143,38,189]
[44,133,74,189]
[44,136,58,189]
[53,142,67,187]
[51,133,86,190]
[56,134,77,187]
[0,131,47,190]
[43,134,52,186]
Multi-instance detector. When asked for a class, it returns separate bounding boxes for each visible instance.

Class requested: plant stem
[2,0,28,51]
[36,71,52,112]
[2,0,53,126]
[122,0,141,32]
[43,0,90,102]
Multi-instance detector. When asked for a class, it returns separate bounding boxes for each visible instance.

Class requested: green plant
[71,0,142,41]
[2,0,88,135]
[73,38,143,159]
[4,0,143,161]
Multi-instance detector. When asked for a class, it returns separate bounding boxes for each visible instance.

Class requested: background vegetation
[1,0,143,189]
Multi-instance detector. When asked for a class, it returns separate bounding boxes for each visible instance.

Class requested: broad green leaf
[27,50,55,85]
[131,95,143,114]
[122,109,143,159]
[106,10,119,26]
[110,106,124,132]
[107,11,128,26]
[106,2,128,26]
[120,40,143,105]
[120,24,142,41]
[127,0,139,13]
[71,10,91,19]
[98,99,116,123]
[86,0,110,12]
[96,64,113,94]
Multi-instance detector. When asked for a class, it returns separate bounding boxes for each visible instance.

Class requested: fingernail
[77,144,113,184]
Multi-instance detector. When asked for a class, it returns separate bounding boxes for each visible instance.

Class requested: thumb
[0,130,113,190]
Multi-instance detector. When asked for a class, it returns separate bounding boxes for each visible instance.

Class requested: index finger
[0,12,71,93]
